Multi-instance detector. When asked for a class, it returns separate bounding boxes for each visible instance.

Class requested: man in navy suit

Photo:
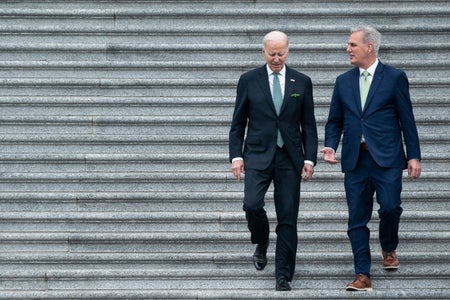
[229,31,318,291]
[321,26,422,291]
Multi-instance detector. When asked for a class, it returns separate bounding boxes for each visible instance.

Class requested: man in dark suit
[321,26,422,291]
[229,30,318,291]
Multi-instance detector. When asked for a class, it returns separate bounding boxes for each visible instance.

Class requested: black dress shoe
[252,241,269,270]
[276,276,291,291]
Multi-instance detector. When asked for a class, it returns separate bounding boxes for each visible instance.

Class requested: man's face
[262,39,289,73]
[347,31,372,68]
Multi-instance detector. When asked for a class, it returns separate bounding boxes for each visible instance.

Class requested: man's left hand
[302,164,314,181]
[408,159,421,180]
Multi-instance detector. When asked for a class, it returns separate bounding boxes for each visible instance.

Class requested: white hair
[263,31,289,50]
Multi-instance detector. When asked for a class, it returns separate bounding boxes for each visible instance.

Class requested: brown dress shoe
[346,274,372,291]
[382,250,400,270]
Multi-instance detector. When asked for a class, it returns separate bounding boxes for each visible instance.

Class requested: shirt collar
[266,65,286,77]
[359,59,379,77]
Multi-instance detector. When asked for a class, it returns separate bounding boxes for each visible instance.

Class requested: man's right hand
[231,159,245,180]
[320,147,339,164]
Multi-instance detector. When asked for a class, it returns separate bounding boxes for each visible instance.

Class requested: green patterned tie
[360,70,370,110]
[273,73,284,147]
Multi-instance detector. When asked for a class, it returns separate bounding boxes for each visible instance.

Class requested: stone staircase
[0,0,449,299]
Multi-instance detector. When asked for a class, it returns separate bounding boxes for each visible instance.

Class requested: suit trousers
[243,146,301,281]
[344,148,403,277]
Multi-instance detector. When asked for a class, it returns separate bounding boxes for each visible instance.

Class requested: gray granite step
[0,0,447,298]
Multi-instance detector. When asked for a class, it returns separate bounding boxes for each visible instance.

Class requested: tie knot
[362,70,370,80]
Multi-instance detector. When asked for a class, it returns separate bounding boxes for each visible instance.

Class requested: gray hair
[351,26,382,56]
[263,30,289,50]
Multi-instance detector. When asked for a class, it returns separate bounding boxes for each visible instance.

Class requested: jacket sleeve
[300,76,319,165]
[229,75,249,162]
[394,71,421,160]
[324,79,344,152]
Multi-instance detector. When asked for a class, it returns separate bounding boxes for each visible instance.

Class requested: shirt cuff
[304,160,314,166]
[232,157,243,163]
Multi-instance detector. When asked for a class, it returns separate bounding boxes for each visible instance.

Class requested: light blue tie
[273,73,284,147]
[360,70,370,110]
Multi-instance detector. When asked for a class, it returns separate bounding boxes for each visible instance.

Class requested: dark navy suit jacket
[325,61,421,172]
[229,65,318,175]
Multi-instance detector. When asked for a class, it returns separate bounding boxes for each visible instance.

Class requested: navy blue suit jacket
[229,65,318,175]
[325,61,421,172]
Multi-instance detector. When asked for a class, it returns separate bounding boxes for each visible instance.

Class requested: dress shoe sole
[383,265,399,270]
[346,286,373,292]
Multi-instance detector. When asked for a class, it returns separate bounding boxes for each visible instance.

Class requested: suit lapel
[282,67,296,114]
[256,66,278,114]
[363,62,385,113]
[351,68,363,115]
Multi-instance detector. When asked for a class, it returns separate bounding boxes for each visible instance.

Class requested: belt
[360,143,369,151]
